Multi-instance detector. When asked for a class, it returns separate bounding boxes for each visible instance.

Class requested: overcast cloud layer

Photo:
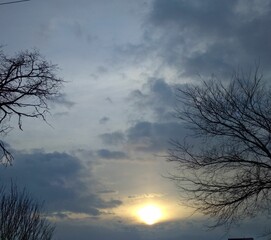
[0,0,271,239]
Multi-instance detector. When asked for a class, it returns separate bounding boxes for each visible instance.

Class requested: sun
[137,205,162,225]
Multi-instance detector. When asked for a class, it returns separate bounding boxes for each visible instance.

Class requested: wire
[0,0,30,5]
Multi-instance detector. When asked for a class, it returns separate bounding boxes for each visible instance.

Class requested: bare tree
[0,49,63,164]
[0,183,54,240]
[168,68,271,229]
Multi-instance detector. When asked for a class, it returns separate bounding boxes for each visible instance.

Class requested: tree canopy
[169,68,271,228]
[0,49,63,164]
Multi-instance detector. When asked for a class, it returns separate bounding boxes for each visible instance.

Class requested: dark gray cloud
[115,0,271,155]
[126,121,187,152]
[149,0,236,34]
[97,66,108,74]
[105,97,113,103]
[138,0,271,78]
[50,93,75,108]
[129,78,179,122]
[100,78,189,153]
[0,150,122,216]
[96,149,127,160]
[55,221,143,240]
[54,216,268,240]
[99,120,188,154]
[100,131,125,145]
[99,116,110,124]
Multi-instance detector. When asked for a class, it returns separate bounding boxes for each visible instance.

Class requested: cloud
[99,121,188,154]
[97,66,108,74]
[127,193,163,199]
[99,120,188,154]
[99,116,110,124]
[100,131,125,145]
[96,149,127,160]
[55,215,267,240]
[126,121,187,152]
[130,0,271,79]
[71,21,83,38]
[105,97,113,103]
[99,78,189,154]
[0,149,122,216]
[129,78,179,122]
[50,93,75,108]
[55,221,143,240]
[97,189,118,194]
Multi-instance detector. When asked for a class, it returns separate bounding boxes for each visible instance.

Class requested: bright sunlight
[137,205,162,225]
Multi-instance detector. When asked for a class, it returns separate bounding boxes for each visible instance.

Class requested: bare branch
[169,67,271,229]
[0,182,54,239]
[0,49,64,164]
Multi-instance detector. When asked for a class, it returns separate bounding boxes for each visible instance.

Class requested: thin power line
[0,0,30,5]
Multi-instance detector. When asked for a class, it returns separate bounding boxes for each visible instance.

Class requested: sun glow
[137,205,162,225]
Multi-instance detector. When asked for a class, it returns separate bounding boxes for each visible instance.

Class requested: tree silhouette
[169,67,271,229]
[0,49,63,164]
[0,183,54,240]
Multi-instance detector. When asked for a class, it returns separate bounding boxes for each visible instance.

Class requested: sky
[0,0,271,239]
